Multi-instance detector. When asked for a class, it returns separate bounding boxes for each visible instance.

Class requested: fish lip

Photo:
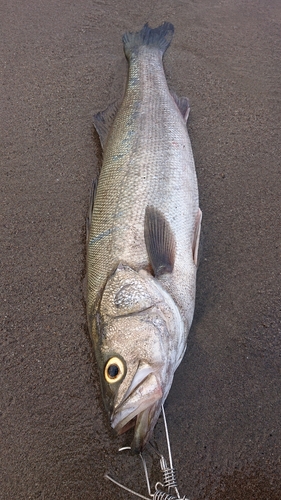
[111,371,162,437]
[131,402,161,452]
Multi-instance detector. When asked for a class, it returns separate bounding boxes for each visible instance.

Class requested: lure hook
[105,405,189,500]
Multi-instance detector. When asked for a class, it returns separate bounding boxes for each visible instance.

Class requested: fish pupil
[108,364,119,378]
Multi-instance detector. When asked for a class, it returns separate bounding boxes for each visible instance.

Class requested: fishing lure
[105,406,189,500]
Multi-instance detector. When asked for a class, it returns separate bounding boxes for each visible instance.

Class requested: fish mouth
[111,366,163,451]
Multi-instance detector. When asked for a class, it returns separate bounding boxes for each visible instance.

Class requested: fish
[87,22,202,452]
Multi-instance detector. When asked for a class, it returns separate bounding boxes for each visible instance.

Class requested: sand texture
[1,1,281,498]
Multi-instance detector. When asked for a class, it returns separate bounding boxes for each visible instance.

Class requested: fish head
[92,265,185,451]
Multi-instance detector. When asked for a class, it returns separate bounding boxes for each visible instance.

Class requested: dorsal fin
[144,206,176,277]
[192,208,202,267]
[93,100,119,149]
[170,91,190,123]
[86,178,98,244]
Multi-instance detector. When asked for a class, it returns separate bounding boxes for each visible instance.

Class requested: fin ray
[192,208,202,266]
[144,206,176,276]
[123,22,174,59]
[86,178,98,243]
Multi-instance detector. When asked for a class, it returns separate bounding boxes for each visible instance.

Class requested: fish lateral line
[89,227,115,246]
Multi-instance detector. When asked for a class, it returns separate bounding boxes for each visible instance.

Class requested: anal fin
[144,206,176,277]
[93,100,120,149]
[170,91,190,123]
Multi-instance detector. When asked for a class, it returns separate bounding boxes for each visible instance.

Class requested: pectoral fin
[192,208,202,267]
[144,206,176,276]
[93,100,119,149]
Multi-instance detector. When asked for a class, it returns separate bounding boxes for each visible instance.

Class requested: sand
[1,0,281,498]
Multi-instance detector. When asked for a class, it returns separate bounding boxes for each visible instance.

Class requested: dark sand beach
[1,1,281,498]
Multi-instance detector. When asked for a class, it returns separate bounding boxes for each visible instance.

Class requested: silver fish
[87,22,202,452]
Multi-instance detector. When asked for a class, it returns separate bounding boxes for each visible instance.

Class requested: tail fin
[122,22,174,60]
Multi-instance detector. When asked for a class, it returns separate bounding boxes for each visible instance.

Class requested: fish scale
[87,22,201,451]
[88,49,197,313]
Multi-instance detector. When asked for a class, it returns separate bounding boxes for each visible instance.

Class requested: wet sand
[1,1,281,498]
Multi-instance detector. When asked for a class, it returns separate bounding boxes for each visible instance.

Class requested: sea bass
[87,22,202,452]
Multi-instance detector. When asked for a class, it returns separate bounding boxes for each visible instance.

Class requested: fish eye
[104,357,125,384]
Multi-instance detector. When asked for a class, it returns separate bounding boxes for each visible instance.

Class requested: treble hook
[105,405,189,500]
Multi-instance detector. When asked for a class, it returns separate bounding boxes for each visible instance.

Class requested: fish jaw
[111,371,163,451]
[132,402,162,452]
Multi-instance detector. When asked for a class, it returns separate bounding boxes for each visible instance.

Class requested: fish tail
[122,22,174,59]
